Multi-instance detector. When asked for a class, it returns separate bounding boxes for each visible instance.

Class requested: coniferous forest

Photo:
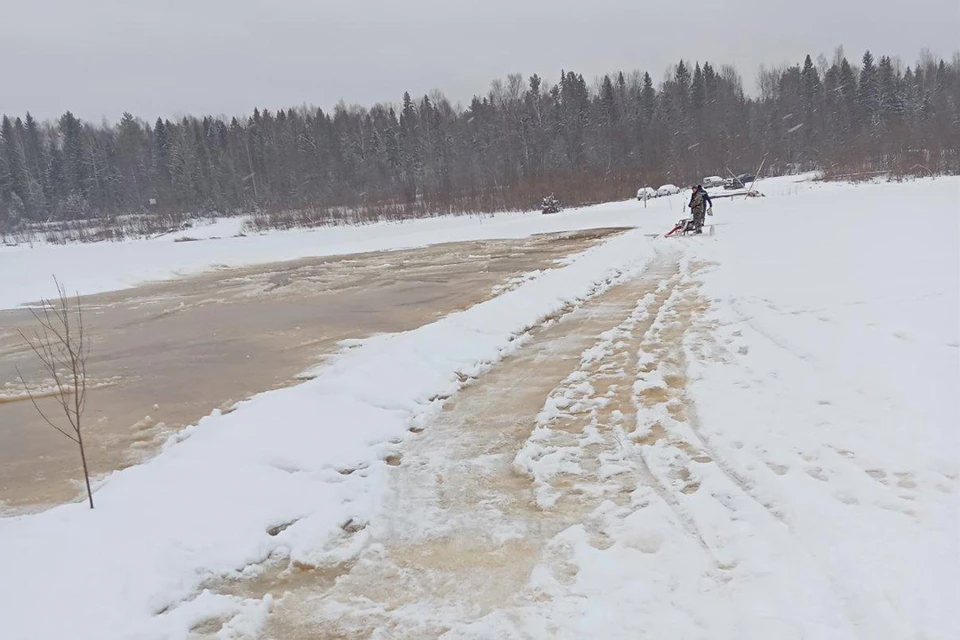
[1,48,957,233]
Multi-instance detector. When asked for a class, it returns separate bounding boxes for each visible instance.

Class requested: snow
[681,179,959,638]
[1,175,957,639]
[0,226,657,640]
[495,177,959,640]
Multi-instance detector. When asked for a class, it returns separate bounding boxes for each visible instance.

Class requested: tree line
[1,48,957,230]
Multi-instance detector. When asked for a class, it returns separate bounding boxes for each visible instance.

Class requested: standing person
[688,185,711,233]
[699,184,713,220]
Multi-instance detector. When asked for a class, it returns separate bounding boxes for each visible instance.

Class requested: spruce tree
[152,117,171,202]
[675,60,691,113]
[691,63,705,112]
[641,72,656,122]
[838,57,858,132]
[58,112,86,198]
[2,115,30,214]
[858,51,879,125]
[23,113,45,185]
[877,56,900,120]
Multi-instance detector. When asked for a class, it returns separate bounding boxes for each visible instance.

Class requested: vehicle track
[238,251,685,639]
[203,249,859,639]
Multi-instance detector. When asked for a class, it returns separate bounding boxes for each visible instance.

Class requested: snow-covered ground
[0,176,957,639]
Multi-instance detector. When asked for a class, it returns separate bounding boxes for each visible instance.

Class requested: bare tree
[16,278,94,509]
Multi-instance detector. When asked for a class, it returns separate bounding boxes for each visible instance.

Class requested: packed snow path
[253,251,687,637]
[252,244,955,639]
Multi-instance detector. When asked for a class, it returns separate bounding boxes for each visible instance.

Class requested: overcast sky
[4,0,958,124]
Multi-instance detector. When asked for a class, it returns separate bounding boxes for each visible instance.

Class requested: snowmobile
[541,195,562,214]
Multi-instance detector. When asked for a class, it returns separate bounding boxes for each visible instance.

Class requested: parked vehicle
[656,184,680,196]
[702,176,724,188]
[723,173,757,190]
[636,187,657,201]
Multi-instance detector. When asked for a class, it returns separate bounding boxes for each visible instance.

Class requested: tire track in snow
[246,250,686,639]
[516,256,719,554]
[220,251,863,639]
[585,260,863,637]
[681,286,892,638]
[629,261,870,637]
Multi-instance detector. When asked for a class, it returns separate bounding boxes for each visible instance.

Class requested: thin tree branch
[17,277,94,508]
[15,366,80,444]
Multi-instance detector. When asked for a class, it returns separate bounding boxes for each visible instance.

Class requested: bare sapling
[16,278,94,509]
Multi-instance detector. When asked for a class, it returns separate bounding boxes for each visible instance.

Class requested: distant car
[702,176,724,188]
[636,187,657,201]
[723,174,756,190]
[656,184,680,196]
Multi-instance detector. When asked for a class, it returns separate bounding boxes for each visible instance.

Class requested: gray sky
[4,0,958,124]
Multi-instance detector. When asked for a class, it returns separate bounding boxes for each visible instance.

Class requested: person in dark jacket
[688,185,713,233]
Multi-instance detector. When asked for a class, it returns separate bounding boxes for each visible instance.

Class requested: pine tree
[801,54,821,108]
[902,67,918,118]
[858,50,880,125]
[2,115,30,216]
[23,114,45,184]
[800,54,822,142]
[691,63,705,112]
[152,117,172,203]
[0,117,11,223]
[640,72,656,122]
[600,75,617,126]
[703,62,716,95]
[58,111,87,198]
[20,114,47,220]
[675,60,691,113]
[44,142,65,207]
[838,57,858,133]
[877,56,901,120]
[399,92,419,200]
[116,113,145,209]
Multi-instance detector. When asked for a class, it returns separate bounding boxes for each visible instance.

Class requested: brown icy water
[0,228,625,512]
